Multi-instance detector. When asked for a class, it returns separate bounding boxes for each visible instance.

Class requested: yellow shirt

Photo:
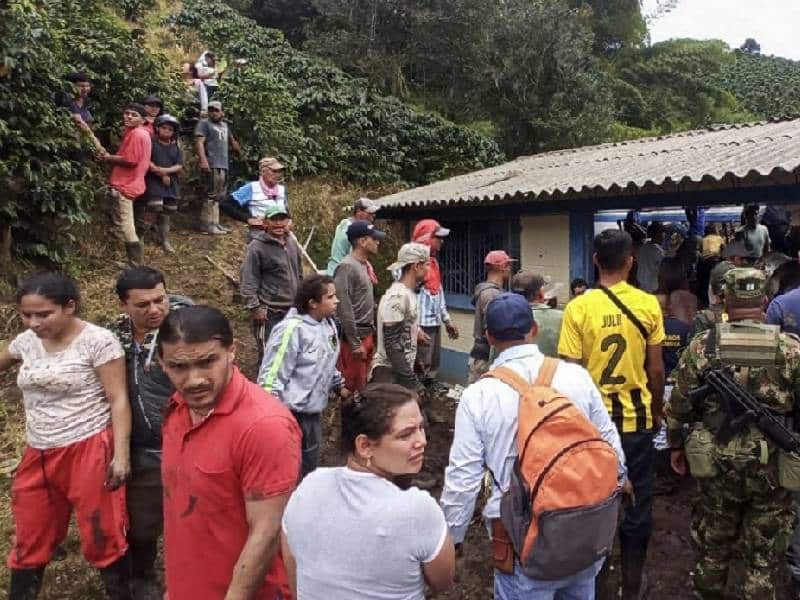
[558,281,665,433]
[701,234,725,258]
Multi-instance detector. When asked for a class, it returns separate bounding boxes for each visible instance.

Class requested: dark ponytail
[341,383,419,454]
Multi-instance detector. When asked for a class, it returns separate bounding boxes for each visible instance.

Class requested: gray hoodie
[257,308,343,414]
[240,231,302,310]
[470,281,502,359]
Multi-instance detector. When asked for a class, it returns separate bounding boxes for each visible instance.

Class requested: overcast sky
[643,0,800,60]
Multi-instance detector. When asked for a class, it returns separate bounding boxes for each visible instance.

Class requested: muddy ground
[0,219,792,598]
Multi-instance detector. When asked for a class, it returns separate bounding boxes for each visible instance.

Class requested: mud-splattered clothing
[161,367,301,599]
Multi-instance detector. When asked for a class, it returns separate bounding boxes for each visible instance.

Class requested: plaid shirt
[417,287,450,327]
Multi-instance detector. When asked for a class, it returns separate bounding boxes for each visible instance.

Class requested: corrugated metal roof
[375,118,800,210]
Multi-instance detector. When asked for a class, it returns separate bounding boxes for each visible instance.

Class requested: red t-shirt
[109,125,152,199]
[162,367,301,600]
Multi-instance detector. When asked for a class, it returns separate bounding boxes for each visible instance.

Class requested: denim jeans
[494,560,600,600]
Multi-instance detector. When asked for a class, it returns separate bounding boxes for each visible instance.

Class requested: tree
[740,38,761,55]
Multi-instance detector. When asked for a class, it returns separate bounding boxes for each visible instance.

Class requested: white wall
[519,214,571,292]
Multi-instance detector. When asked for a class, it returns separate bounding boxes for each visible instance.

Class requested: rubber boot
[621,536,649,600]
[213,202,230,233]
[9,567,45,600]
[125,242,143,267]
[157,214,174,253]
[98,554,134,600]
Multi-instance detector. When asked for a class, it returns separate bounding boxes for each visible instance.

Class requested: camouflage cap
[724,268,766,300]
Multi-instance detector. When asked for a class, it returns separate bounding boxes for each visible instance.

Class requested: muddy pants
[337,334,375,393]
[108,187,140,243]
[201,168,227,227]
[416,325,441,383]
[127,465,162,585]
[7,427,128,569]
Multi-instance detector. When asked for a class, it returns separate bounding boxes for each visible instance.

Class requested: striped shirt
[417,288,450,327]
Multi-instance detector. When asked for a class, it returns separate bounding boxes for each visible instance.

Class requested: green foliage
[718,52,800,119]
[114,0,155,20]
[170,0,503,184]
[569,0,647,51]
[0,0,183,263]
[609,40,752,133]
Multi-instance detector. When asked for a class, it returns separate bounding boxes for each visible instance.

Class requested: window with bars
[438,218,519,300]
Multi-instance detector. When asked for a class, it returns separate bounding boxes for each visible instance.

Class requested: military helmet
[724,268,766,301]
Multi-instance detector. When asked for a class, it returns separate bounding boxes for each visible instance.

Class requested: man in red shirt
[99,103,152,266]
[157,305,301,600]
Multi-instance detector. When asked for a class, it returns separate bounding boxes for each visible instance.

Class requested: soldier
[668,268,800,599]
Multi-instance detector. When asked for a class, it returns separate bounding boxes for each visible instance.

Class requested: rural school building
[375,117,800,383]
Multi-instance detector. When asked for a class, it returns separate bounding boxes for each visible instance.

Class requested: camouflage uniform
[667,269,800,599]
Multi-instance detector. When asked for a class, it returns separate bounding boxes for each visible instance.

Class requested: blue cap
[485,292,534,340]
[347,219,386,242]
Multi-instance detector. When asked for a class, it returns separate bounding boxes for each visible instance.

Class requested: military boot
[98,555,134,600]
[157,214,174,253]
[9,567,45,600]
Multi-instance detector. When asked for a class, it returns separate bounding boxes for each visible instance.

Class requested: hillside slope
[719,51,800,119]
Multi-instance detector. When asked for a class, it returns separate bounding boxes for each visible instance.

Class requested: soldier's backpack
[484,358,621,580]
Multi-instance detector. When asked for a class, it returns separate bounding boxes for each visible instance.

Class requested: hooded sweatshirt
[240,231,302,311]
[470,281,502,359]
[257,308,343,414]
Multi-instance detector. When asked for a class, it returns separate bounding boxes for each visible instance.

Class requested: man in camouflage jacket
[107,267,192,599]
[668,268,800,599]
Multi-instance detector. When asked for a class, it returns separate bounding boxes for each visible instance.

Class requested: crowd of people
[8,58,799,600]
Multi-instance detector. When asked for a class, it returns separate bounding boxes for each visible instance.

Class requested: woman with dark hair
[258,274,350,477]
[281,383,455,599]
[0,273,132,599]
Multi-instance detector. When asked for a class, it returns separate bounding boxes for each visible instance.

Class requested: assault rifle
[688,367,800,451]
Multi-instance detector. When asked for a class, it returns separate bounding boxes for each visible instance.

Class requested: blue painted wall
[569,211,594,285]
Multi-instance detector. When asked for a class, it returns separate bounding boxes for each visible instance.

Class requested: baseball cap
[265,206,290,219]
[142,94,163,107]
[259,156,284,171]
[387,243,430,271]
[511,271,545,298]
[724,268,766,301]
[484,250,516,267]
[434,224,451,237]
[347,219,386,242]
[354,197,380,214]
[207,100,223,111]
[485,292,534,341]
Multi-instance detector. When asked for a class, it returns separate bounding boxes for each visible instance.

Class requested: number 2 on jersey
[600,333,627,385]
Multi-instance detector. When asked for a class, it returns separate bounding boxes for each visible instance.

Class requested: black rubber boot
[130,538,161,600]
[124,242,144,267]
[594,553,617,600]
[98,554,134,600]
[9,567,45,600]
[620,535,649,600]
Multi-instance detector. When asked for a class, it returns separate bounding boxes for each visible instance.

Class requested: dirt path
[0,219,791,598]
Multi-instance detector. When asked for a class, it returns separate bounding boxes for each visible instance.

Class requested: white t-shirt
[9,322,124,449]
[282,467,448,600]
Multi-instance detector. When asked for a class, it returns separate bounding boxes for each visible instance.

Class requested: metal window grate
[439,220,512,296]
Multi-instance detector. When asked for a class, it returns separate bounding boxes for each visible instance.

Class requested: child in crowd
[145,114,183,253]
[258,274,350,477]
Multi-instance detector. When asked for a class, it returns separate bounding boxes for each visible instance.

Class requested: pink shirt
[109,125,152,199]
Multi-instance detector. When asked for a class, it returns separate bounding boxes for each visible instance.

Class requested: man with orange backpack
[441,292,628,598]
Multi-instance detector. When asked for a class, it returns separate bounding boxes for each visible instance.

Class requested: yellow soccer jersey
[558,282,665,433]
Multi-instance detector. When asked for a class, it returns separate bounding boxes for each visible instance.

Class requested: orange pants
[7,427,129,569]
[337,334,375,393]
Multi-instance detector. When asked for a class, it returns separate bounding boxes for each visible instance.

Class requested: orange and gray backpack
[484,357,621,580]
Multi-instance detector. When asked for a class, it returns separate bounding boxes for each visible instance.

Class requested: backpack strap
[597,284,648,340]
[534,357,560,387]
[483,366,536,397]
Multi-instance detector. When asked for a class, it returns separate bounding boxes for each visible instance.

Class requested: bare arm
[230,133,242,154]
[280,531,297,598]
[225,493,290,600]
[103,154,137,168]
[95,356,131,489]
[0,346,20,372]
[645,344,665,426]
[195,135,209,169]
[422,531,455,592]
